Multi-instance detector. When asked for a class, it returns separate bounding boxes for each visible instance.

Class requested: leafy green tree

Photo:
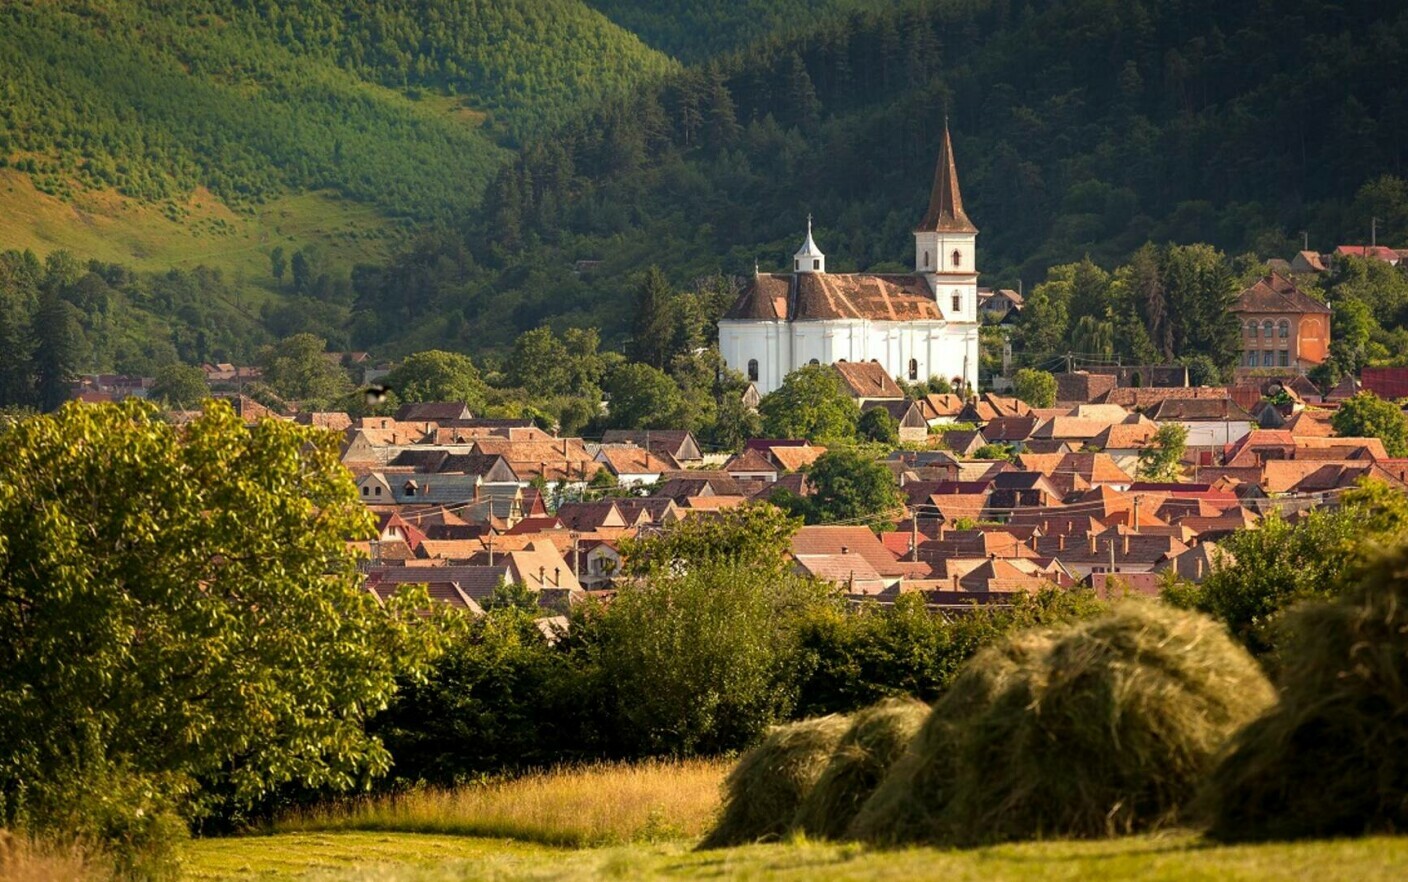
[1012,368,1057,408]
[0,291,34,408]
[1136,423,1188,481]
[759,365,859,442]
[1175,480,1408,654]
[0,401,443,848]
[604,362,684,429]
[384,350,486,412]
[973,442,1014,461]
[149,363,210,409]
[258,334,352,406]
[708,366,763,452]
[858,406,899,444]
[1332,392,1408,457]
[507,326,570,398]
[804,449,904,527]
[619,502,801,575]
[590,558,834,754]
[1329,297,1374,376]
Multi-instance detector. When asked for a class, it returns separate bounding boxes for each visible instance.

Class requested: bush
[852,602,1274,845]
[1204,542,1408,841]
[698,714,851,849]
[791,698,927,840]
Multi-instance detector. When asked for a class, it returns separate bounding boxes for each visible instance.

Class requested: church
[718,123,981,396]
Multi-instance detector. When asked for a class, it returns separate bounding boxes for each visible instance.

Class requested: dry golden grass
[275,759,730,847]
[0,831,110,882]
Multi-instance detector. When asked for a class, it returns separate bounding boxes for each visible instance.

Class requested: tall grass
[0,831,111,882]
[275,759,729,847]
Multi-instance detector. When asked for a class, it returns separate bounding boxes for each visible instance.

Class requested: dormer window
[374,486,382,497]
[361,485,369,496]
[952,250,962,267]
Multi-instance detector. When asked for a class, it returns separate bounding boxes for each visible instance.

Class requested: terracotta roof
[1232,273,1330,315]
[791,526,907,577]
[724,448,780,475]
[724,273,791,320]
[723,272,945,322]
[1336,245,1401,262]
[596,445,680,475]
[983,416,1040,442]
[919,393,966,418]
[1057,453,1132,485]
[834,361,905,399]
[768,443,826,472]
[1093,422,1159,449]
[916,122,977,234]
[396,402,474,421]
[1281,409,1337,438]
[793,554,888,593]
[1097,387,1229,410]
[1147,398,1254,421]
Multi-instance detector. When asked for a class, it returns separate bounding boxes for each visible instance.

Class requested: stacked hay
[698,713,850,849]
[852,601,1274,845]
[792,697,928,840]
[848,631,1055,844]
[1204,544,1408,841]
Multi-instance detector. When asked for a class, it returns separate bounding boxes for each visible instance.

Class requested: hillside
[351,0,1408,354]
[0,1,671,317]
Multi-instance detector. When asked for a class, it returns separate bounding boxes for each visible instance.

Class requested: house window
[952,249,962,267]
[404,484,416,497]
[1278,319,1290,339]
[909,358,919,381]
[1262,350,1274,367]
[747,359,759,382]
[1246,320,1257,338]
[952,293,962,313]
[1262,319,1274,338]
[374,486,382,496]
[1278,350,1289,367]
[361,485,369,496]
[1246,351,1257,367]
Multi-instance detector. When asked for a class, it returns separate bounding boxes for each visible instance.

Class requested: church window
[809,358,820,365]
[794,258,800,271]
[813,259,821,270]
[909,359,919,381]
[747,359,758,382]
[924,251,930,268]
[952,293,962,313]
[952,250,962,267]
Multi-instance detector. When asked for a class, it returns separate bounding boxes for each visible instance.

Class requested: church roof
[916,121,977,234]
[723,273,944,322]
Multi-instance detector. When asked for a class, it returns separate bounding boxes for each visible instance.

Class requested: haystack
[698,713,850,849]
[945,601,1275,842]
[1205,544,1408,840]
[792,698,928,840]
[848,631,1054,844]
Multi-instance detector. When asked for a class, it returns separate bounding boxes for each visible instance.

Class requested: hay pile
[792,698,928,840]
[853,602,1274,845]
[848,631,1055,844]
[1204,545,1408,841]
[698,713,850,848]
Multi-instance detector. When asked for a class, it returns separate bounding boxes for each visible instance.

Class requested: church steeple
[793,214,825,273]
[916,120,977,234]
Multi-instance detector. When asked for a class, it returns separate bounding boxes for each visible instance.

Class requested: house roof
[724,448,780,475]
[791,526,907,577]
[596,445,679,475]
[834,361,906,399]
[395,402,474,421]
[1232,273,1330,315]
[916,121,977,234]
[1147,398,1254,421]
[1336,245,1401,262]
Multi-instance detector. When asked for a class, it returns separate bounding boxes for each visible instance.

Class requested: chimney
[554,566,561,586]
[1058,534,1065,551]
[1123,534,1130,555]
[1195,556,1204,579]
[562,439,569,456]
[952,574,960,590]
[538,565,546,587]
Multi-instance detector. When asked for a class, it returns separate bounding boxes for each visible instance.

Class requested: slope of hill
[352,0,1406,352]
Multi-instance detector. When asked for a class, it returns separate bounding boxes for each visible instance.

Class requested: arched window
[1246,320,1258,338]
[909,358,919,381]
[952,293,962,313]
[746,359,758,382]
[1262,319,1274,339]
[809,358,820,365]
[361,485,369,496]
[1278,319,1290,339]
[952,249,962,267]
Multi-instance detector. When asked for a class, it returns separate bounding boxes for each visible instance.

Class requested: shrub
[698,714,850,849]
[791,698,927,840]
[853,602,1274,845]
[1204,543,1408,841]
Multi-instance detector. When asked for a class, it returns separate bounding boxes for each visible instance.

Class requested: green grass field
[183,831,1408,881]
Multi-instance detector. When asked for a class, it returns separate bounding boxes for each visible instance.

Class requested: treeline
[344,0,1408,353]
[0,249,271,406]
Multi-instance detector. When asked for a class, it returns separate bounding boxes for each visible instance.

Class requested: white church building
[718,123,981,396]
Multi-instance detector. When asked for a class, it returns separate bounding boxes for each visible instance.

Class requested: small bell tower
[915,120,978,323]
[794,214,825,274]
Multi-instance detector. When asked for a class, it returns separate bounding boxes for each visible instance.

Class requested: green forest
[2,0,1408,386]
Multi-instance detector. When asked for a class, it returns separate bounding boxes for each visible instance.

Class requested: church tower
[914,121,978,324]
[794,214,825,273]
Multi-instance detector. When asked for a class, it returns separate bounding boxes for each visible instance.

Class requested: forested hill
[351,0,1408,353]
[0,1,671,222]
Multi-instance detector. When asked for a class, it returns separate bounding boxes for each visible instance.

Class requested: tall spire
[916,119,977,234]
[793,213,825,273]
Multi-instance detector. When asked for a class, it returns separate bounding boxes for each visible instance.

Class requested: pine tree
[0,292,34,408]
[631,266,676,370]
[31,293,79,412]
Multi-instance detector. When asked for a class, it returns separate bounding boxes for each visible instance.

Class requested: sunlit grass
[274,759,729,848]
[0,831,110,882]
